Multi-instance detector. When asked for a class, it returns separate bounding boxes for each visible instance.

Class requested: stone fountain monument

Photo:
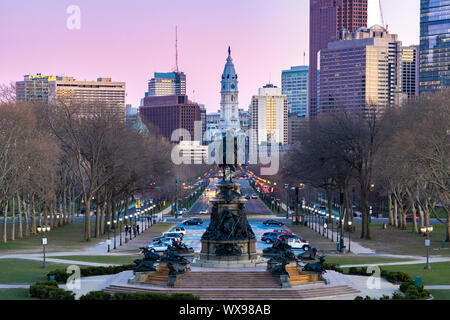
[199,132,258,264]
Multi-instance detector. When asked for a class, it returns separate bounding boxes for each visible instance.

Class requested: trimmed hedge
[79,291,200,301]
[47,264,135,283]
[29,281,75,300]
[354,282,431,301]
[325,263,411,285]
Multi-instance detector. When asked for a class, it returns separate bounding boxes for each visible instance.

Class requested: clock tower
[219,47,240,132]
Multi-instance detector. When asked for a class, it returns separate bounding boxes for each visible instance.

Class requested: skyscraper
[250,84,288,148]
[281,66,309,117]
[419,0,450,92]
[402,45,420,99]
[147,72,186,97]
[309,0,368,117]
[139,94,200,141]
[319,26,403,112]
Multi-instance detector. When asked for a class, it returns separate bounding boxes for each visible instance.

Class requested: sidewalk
[306,220,376,255]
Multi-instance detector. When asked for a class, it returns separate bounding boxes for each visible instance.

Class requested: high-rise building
[139,94,200,142]
[402,45,420,99]
[419,0,450,92]
[250,84,288,148]
[309,0,368,117]
[147,72,186,97]
[219,47,241,132]
[319,25,403,112]
[288,113,309,145]
[16,74,126,116]
[281,66,309,117]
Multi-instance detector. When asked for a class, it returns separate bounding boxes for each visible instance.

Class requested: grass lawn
[350,223,450,257]
[379,262,450,285]
[0,289,36,300]
[0,259,70,284]
[0,221,113,254]
[324,256,415,266]
[428,290,450,300]
[50,255,138,265]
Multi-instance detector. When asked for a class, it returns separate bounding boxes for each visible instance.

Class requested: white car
[168,227,186,235]
[285,238,310,250]
[147,241,172,252]
[199,209,208,215]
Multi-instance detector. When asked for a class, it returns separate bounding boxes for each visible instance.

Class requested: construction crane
[379,0,388,31]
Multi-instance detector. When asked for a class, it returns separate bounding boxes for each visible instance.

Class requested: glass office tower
[419,0,450,92]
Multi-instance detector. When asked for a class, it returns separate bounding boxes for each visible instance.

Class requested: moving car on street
[283,237,310,250]
[147,240,172,252]
[199,209,208,215]
[273,229,294,236]
[168,227,186,235]
[183,218,203,225]
[263,220,285,226]
[153,233,183,242]
[261,232,280,244]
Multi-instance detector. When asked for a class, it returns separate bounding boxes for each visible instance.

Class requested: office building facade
[250,84,289,148]
[282,66,309,117]
[16,74,126,116]
[139,94,200,142]
[147,72,186,97]
[419,0,450,92]
[319,25,403,112]
[309,0,368,117]
[402,45,420,98]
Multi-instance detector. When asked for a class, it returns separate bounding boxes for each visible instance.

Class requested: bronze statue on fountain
[200,132,258,262]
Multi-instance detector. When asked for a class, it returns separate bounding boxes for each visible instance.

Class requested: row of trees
[278,91,449,241]
[0,83,209,243]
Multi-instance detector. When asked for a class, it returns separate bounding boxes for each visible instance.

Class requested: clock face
[231,84,236,89]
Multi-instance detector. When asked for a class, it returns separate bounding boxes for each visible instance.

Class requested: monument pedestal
[199,179,258,266]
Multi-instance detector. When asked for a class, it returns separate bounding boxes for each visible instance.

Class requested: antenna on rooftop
[379,0,388,31]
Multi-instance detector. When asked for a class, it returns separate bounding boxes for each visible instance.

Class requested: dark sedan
[261,232,280,244]
[263,220,285,226]
[183,218,203,225]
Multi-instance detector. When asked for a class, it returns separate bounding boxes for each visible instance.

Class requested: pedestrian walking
[137,224,140,234]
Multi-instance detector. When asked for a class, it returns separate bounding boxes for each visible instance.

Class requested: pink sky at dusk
[0,0,420,113]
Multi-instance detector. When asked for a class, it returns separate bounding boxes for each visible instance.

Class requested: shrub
[29,282,75,300]
[384,271,412,284]
[47,264,135,283]
[79,291,113,301]
[399,281,430,300]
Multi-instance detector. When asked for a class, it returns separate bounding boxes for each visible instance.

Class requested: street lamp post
[421,225,433,270]
[285,183,289,220]
[348,221,353,253]
[113,219,117,250]
[119,217,123,246]
[37,225,50,268]
[106,221,111,253]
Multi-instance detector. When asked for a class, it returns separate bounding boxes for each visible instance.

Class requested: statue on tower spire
[228,46,231,56]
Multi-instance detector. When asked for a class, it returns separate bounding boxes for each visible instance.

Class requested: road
[186,178,272,216]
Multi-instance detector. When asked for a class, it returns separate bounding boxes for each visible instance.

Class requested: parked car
[283,237,310,250]
[147,240,172,252]
[168,227,186,235]
[183,218,203,225]
[406,215,420,222]
[277,234,300,242]
[152,233,183,242]
[251,194,258,199]
[263,220,284,226]
[199,209,208,215]
[245,195,251,200]
[261,232,280,244]
[273,229,293,236]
